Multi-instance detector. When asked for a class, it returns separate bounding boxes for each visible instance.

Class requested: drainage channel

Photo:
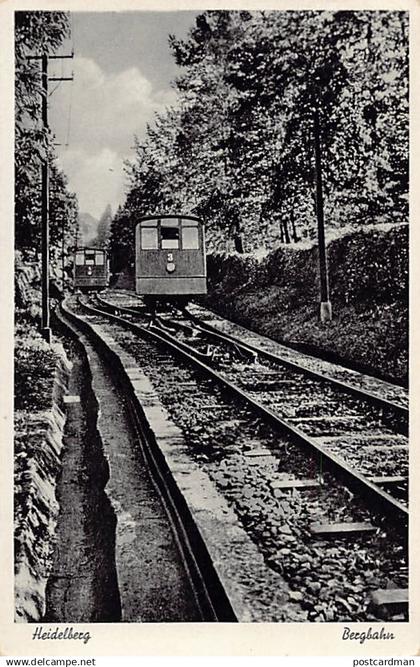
[44,338,121,622]
[49,310,216,622]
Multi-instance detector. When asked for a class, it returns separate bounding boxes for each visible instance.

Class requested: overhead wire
[49,20,73,146]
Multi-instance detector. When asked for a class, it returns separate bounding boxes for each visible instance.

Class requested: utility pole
[313,103,332,323]
[62,216,65,294]
[29,52,73,342]
[40,54,50,342]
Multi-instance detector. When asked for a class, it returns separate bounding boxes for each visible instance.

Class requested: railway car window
[75,253,85,265]
[95,252,104,265]
[84,250,95,265]
[161,222,179,249]
[182,226,199,249]
[180,218,198,226]
[141,228,158,249]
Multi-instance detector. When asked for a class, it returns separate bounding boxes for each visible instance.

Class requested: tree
[49,164,78,288]
[95,204,113,248]
[108,206,136,275]
[114,10,408,258]
[15,12,72,251]
[15,11,79,299]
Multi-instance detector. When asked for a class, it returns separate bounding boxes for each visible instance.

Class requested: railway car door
[160,218,180,250]
[85,249,95,278]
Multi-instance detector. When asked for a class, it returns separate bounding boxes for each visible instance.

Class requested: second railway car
[74,247,109,290]
[135,215,207,296]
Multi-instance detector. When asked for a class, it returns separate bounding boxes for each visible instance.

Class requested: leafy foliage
[208,225,408,303]
[93,204,113,248]
[14,323,57,411]
[204,225,408,383]
[15,11,78,284]
[110,10,408,261]
[108,205,136,274]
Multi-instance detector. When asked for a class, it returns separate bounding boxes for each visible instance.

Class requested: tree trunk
[279,218,285,244]
[231,210,244,254]
[283,218,290,244]
[233,224,244,253]
[290,208,299,243]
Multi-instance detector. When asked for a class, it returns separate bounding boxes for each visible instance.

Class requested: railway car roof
[75,247,107,252]
[136,215,203,224]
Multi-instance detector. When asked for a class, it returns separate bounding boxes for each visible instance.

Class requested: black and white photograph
[3,0,417,656]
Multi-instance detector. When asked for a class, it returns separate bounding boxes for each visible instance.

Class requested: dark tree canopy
[15,10,78,278]
[109,10,408,261]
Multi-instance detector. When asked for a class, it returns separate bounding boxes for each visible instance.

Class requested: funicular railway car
[73,247,109,290]
[135,215,207,296]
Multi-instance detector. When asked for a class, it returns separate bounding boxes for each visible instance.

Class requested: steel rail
[184,307,409,422]
[97,293,408,423]
[81,295,408,531]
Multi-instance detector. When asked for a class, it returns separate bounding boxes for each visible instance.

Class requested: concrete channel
[44,348,121,622]
[51,307,234,622]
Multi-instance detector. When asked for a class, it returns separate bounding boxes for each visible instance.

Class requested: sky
[49,12,199,220]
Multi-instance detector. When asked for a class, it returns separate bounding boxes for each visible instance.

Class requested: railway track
[58,298,237,622]
[96,291,409,524]
[185,303,408,413]
[69,291,408,622]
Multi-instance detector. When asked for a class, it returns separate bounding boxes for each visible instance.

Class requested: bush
[207,252,259,292]
[15,324,57,412]
[328,226,408,304]
[206,224,408,308]
[203,224,408,384]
